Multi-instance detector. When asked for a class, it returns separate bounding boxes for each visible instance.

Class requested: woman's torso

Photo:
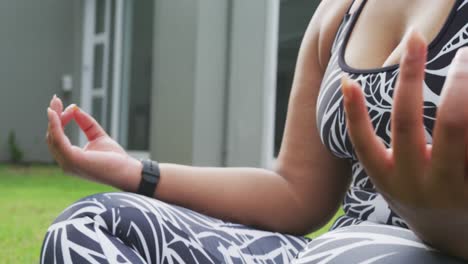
[317,0,468,230]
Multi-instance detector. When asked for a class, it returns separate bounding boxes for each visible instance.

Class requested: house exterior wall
[225,0,279,168]
[150,0,281,168]
[150,0,199,165]
[0,0,315,168]
[0,0,78,162]
[150,0,229,166]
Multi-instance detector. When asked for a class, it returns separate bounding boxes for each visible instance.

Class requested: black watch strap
[137,160,160,197]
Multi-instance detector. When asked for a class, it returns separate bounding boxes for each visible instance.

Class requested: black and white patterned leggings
[40,192,463,263]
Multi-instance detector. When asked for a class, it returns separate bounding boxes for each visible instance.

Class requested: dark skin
[46,0,467,260]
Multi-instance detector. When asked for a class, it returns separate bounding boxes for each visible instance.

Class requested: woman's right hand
[342,32,468,258]
[46,95,142,191]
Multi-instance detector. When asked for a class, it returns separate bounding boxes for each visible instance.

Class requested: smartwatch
[137,159,160,197]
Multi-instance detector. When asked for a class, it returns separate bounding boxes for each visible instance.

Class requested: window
[120,0,154,151]
[81,0,154,152]
[274,0,320,156]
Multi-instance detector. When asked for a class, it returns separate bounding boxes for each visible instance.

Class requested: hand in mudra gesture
[46,96,141,191]
[342,30,468,256]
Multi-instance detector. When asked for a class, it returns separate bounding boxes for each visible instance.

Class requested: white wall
[192,0,230,166]
[150,0,279,168]
[150,0,229,166]
[151,0,279,167]
[0,0,77,162]
[226,0,279,168]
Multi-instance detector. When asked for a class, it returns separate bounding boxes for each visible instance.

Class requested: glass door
[274,0,320,156]
[81,0,154,153]
[81,0,112,134]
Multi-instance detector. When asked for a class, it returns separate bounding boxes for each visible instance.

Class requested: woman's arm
[153,0,354,235]
[46,0,353,235]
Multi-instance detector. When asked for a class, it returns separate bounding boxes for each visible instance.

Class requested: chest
[345,0,457,70]
[316,5,468,159]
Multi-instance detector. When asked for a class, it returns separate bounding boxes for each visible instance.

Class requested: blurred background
[0,0,320,167]
[0,0,335,263]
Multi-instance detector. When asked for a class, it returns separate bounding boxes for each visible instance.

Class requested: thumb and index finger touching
[48,95,107,142]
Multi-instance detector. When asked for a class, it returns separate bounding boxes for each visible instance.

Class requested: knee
[52,192,174,225]
[51,192,124,224]
[42,192,155,263]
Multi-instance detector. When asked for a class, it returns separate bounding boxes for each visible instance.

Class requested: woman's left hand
[46,96,142,192]
[342,30,468,259]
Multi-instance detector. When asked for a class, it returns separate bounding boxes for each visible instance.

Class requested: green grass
[0,164,114,264]
[306,209,344,239]
[0,164,343,263]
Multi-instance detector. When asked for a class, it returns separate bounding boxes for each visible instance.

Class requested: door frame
[80,0,112,146]
[81,0,150,158]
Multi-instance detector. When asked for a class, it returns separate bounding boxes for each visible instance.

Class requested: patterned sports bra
[317,0,468,230]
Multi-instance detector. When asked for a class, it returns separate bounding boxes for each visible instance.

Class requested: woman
[41,0,468,263]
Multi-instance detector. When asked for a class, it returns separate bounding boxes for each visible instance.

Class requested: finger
[50,95,64,115]
[431,48,468,193]
[46,133,63,164]
[47,108,73,159]
[61,104,77,127]
[342,77,390,184]
[392,30,427,177]
[47,108,83,173]
[46,110,64,164]
[73,107,107,141]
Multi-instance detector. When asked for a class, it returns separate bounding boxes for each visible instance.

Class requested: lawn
[0,164,115,263]
[0,164,343,263]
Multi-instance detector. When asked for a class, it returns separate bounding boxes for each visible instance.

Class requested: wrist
[122,156,144,193]
[136,159,161,197]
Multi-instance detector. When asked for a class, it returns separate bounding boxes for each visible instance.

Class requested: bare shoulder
[309,0,357,70]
